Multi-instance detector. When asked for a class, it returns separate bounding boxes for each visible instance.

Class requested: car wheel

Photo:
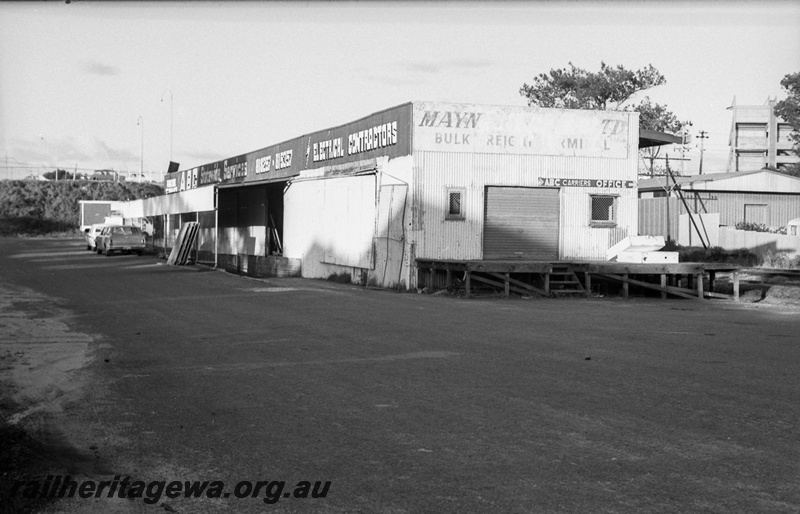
[136,251,143,256]
[86,244,91,251]
[96,247,102,254]
[104,246,112,256]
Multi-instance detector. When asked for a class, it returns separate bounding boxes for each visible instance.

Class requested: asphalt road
[1,237,798,513]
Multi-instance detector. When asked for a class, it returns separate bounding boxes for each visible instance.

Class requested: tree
[773,71,800,176]
[520,62,666,110]
[43,169,79,181]
[520,62,688,176]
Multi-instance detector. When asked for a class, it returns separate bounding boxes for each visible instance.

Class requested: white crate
[616,251,679,264]
[606,235,666,261]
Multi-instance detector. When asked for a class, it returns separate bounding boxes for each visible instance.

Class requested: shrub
[760,250,800,269]
[677,245,759,267]
[734,221,787,234]
[0,180,164,235]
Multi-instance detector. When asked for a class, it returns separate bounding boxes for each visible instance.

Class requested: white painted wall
[217,226,268,256]
[719,227,800,259]
[284,174,376,281]
[284,155,415,288]
[116,186,215,218]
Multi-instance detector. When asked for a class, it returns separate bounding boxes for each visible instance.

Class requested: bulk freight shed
[121,101,684,292]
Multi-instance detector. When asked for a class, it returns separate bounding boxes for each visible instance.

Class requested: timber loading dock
[416,259,742,300]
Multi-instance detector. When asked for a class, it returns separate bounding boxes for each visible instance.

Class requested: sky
[1,0,799,181]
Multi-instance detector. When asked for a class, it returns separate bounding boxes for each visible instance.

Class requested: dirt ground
[1,238,799,513]
[0,284,103,513]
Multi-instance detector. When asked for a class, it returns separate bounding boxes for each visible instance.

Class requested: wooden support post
[660,274,667,299]
[544,273,550,295]
[584,272,591,297]
[446,269,452,287]
[696,273,704,299]
[504,273,510,297]
[430,269,435,289]
[465,271,471,298]
[733,271,740,301]
[709,271,716,293]
[622,274,629,299]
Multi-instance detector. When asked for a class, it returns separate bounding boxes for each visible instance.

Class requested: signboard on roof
[164,103,413,193]
[412,101,632,159]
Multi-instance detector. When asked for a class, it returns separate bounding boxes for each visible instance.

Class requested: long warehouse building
[117,101,674,290]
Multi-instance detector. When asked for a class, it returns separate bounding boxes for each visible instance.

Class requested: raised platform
[415,259,741,300]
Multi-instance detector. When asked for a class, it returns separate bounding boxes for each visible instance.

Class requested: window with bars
[590,195,616,225]
[446,188,465,220]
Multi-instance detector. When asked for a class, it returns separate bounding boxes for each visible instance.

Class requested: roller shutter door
[483,187,559,260]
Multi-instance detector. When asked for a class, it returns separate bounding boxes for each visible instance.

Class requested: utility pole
[137,116,144,181]
[680,121,693,176]
[696,130,709,174]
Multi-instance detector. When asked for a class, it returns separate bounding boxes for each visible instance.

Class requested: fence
[718,227,800,259]
[0,166,165,183]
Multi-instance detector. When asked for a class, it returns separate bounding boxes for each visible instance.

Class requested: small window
[446,188,465,220]
[590,195,617,226]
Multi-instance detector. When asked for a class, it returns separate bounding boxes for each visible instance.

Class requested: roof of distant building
[638,168,800,194]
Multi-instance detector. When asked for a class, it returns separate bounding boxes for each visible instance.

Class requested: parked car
[103,214,154,237]
[95,225,146,256]
[84,223,111,251]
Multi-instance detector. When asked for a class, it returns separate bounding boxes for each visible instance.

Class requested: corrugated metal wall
[640,193,800,237]
[374,184,409,288]
[715,192,800,227]
[638,197,719,240]
[413,151,638,261]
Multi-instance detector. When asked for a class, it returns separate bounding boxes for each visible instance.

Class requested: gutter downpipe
[214,186,219,269]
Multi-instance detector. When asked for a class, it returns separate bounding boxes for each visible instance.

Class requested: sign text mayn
[417,111,483,129]
[418,110,483,146]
